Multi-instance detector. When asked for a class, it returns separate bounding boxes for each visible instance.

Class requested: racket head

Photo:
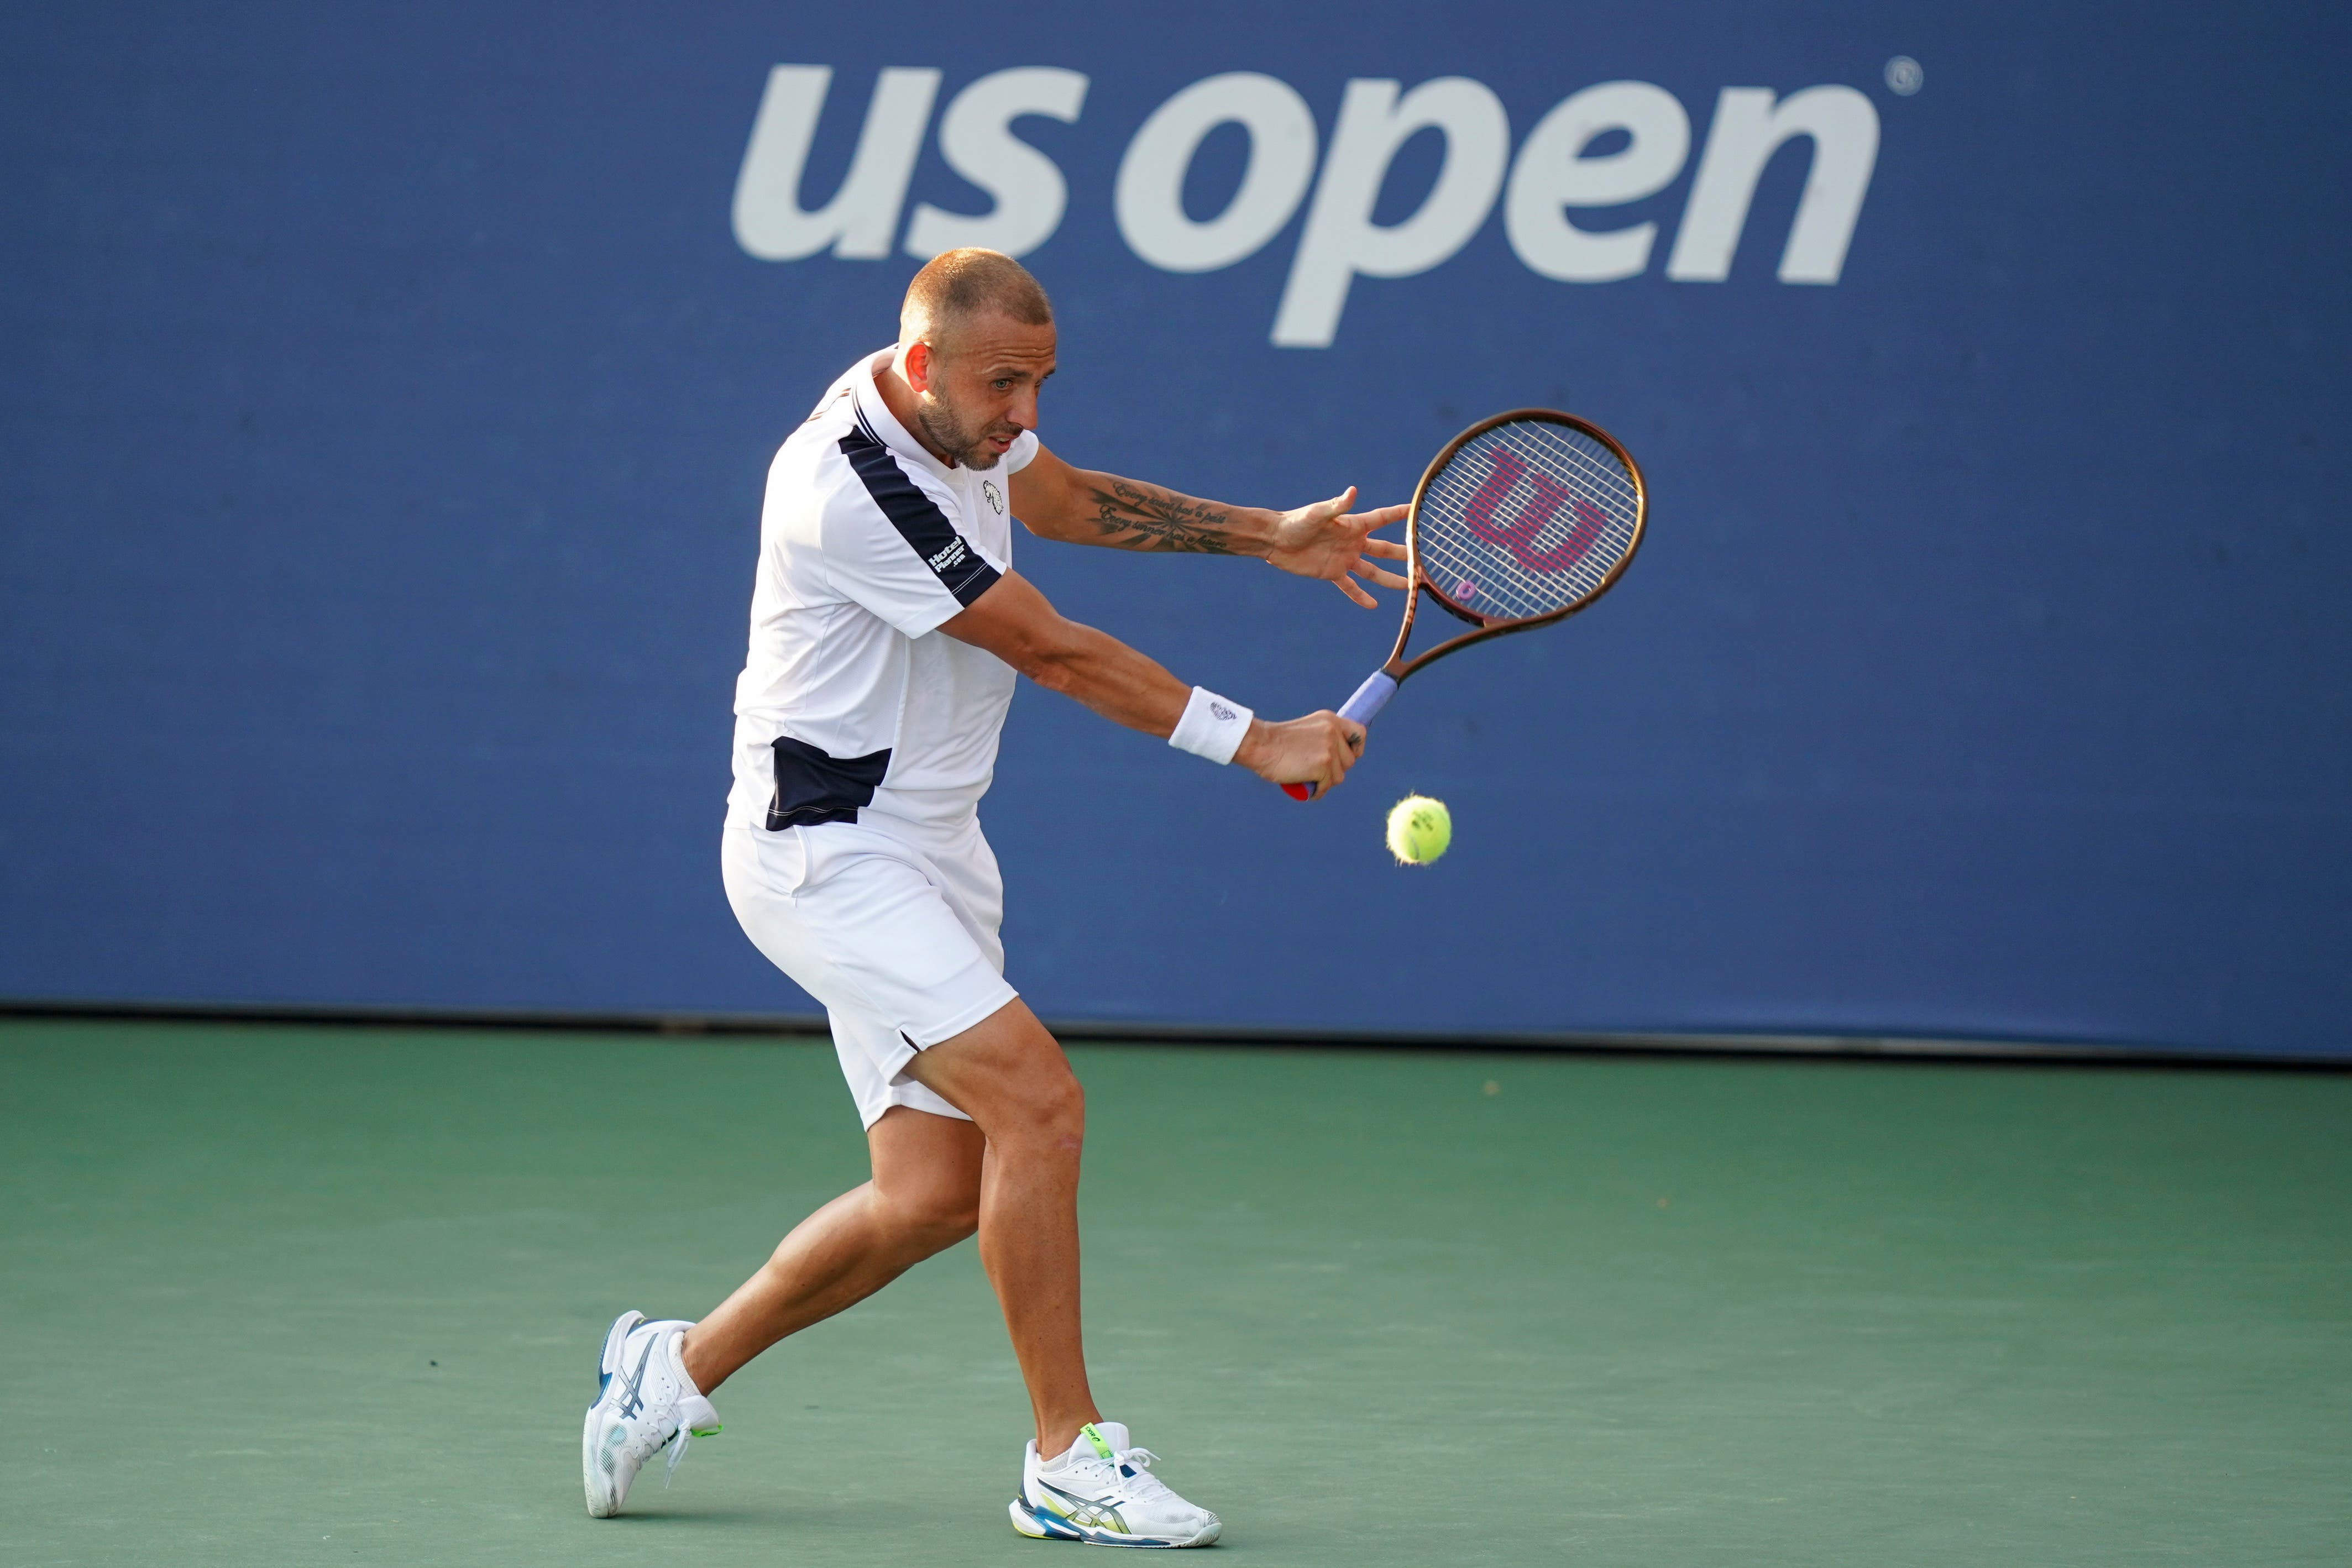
[1398,409,1647,669]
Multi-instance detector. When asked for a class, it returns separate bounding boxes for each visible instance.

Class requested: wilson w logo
[1462,449,1611,573]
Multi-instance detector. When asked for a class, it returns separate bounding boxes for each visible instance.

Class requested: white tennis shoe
[1009,1421,1223,1548]
[581,1310,721,1517]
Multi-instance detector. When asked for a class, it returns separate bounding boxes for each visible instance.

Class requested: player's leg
[898,997,1097,1456]
[906,1001,1224,1548]
[587,829,986,1518]
[681,1105,983,1393]
[584,1051,983,1519]
[683,823,1017,1398]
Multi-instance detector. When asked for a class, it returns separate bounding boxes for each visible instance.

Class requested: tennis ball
[1385,794,1451,865]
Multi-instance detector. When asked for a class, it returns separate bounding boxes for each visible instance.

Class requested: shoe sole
[1009,1496,1222,1548]
[582,1310,646,1518]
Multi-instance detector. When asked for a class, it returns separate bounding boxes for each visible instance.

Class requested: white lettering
[1504,82,1690,283]
[1272,77,1510,348]
[733,66,939,261]
[904,67,1090,260]
[1115,72,1318,273]
[1665,85,1879,284]
[730,66,1889,327]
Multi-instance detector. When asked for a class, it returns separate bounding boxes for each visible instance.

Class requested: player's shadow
[588,1504,793,1527]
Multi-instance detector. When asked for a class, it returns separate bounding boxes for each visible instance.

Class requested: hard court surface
[3,1019,2347,1567]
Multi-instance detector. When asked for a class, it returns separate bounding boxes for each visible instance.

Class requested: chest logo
[982,479,1005,515]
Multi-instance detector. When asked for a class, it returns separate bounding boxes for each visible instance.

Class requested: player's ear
[904,339,934,394]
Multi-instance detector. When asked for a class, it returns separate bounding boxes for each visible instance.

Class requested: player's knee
[903,1194,981,1250]
[915,1170,983,1240]
[978,1064,1083,1155]
[932,1199,981,1244]
[876,1178,980,1250]
[1025,1069,1085,1152]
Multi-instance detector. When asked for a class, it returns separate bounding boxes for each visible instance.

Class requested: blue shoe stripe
[1014,1496,1187,1548]
[1014,1498,1087,1540]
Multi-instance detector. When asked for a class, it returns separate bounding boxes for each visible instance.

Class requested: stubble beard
[914,394,1016,471]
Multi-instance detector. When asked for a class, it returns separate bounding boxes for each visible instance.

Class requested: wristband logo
[732,65,1886,347]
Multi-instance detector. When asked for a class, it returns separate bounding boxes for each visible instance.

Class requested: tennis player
[582,248,1405,1546]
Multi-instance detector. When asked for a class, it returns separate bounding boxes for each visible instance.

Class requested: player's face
[913,314,1056,470]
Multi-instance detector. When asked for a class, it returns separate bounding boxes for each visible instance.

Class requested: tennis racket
[1284,408,1648,799]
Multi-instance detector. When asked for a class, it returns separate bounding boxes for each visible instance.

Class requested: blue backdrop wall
[3,3,2346,1056]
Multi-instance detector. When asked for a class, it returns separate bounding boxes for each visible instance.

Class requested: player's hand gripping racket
[1284,409,1648,799]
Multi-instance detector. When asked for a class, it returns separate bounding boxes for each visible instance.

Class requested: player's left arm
[1007,443,1410,609]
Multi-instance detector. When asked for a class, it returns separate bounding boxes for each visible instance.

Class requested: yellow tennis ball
[1386,794,1451,865]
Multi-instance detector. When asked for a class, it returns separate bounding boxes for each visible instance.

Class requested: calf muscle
[682,1109,983,1393]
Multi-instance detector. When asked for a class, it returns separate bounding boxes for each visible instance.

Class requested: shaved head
[899,248,1053,355]
[882,248,1058,470]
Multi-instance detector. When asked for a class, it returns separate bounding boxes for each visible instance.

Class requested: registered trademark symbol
[1885,56,1924,96]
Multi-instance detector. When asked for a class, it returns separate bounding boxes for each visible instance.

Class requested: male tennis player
[582,248,1405,1546]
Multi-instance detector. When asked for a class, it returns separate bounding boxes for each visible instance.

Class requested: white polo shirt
[727,348,1038,836]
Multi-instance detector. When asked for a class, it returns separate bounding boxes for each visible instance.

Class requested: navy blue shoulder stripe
[839,427,1001,608]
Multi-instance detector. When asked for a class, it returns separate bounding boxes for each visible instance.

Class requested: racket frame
[1281,408,1646,800]
[1379,407,1649,686]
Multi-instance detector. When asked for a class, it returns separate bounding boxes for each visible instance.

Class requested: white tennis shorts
[721,815,1017,1129]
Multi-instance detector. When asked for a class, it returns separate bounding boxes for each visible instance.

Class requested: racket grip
[1281,671,1398,800]
[1337,671,1399,725]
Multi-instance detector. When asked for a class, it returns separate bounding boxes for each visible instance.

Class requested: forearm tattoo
[1082,479,1238,553]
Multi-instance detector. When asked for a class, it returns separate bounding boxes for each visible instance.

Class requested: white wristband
[1167,686,1254,765]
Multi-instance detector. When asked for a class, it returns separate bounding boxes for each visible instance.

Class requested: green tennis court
[4,1018,2347,1566]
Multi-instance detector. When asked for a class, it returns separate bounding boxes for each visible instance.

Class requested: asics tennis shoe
[581,1310,720,1517]
[1010,1421,1223,1547]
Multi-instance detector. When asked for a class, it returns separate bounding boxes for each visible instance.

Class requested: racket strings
[1414,421,1639,623]
[1421,425,1635,614]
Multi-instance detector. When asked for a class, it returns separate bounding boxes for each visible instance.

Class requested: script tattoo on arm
[1081,479,1244,553]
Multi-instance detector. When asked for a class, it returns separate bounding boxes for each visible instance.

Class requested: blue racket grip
[1282,671,1397,800]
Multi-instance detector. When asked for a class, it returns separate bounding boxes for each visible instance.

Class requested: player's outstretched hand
[1235,711,1365,795]
[1265,486,1410,608]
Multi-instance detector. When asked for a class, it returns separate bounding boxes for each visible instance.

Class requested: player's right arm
[941,572,1365,794]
